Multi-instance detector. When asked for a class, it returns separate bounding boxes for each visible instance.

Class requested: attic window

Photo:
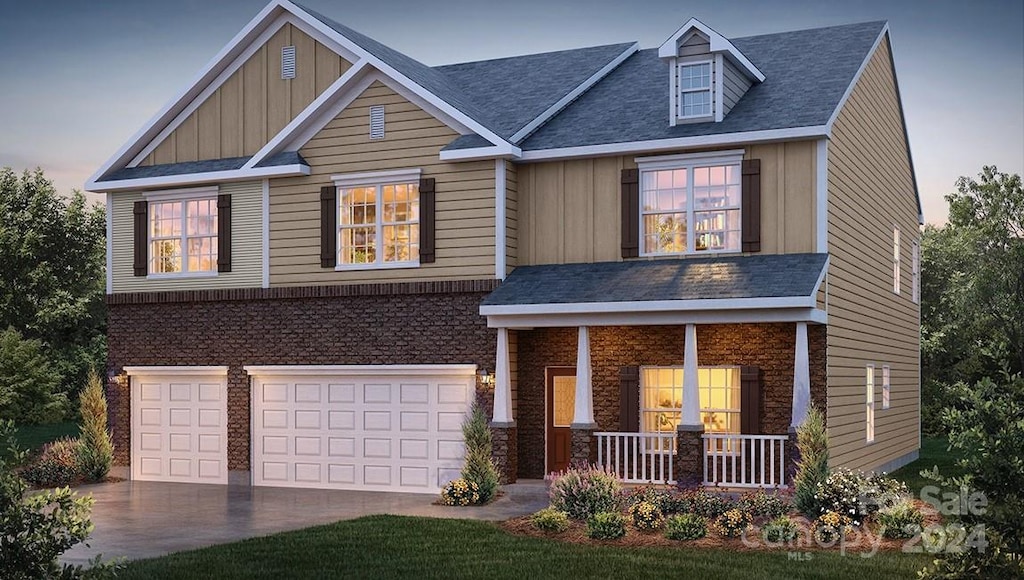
[281,46,296,79]
[679,62,712,118]
[369,105,385,140]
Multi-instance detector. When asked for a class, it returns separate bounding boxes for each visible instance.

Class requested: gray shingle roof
[482,253,828,306]
[103,152,307,181]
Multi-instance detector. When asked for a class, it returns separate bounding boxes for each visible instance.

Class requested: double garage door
[129,365,475,494]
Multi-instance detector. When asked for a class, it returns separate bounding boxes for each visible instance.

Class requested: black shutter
[741,159,761,253]
[217,194,232,272]
[740,366,761,434]
[419,177,436,264]
[619,366,640,432]
[621,168,639,258]
[320,186,336,268]
[133,200,148,276]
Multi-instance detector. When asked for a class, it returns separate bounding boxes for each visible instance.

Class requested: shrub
[586,511,626,540]
[628,500,664,532]
[21,437,83,487]
[761,516,800,543]
[460,404,500,504]
[737,489,791,519]
[622,485,688,515]
[714,508,753,538]
[815,468,907,525]
[812,510,852,544]
[876,499,924,539]
[664,513,707,541]
[440,478,480,506]
[78,369,114,482]
[549,465,621,520]
[793,405,829,517]
[530,508,570,533]
[686,488,733,518]
[0,327,68,424]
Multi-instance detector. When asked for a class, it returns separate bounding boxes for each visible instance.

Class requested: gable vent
[281,45,296,79]
[369,105,385,140]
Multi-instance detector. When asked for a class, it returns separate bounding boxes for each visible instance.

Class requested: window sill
[335,261,420,272]
[638,250,744,259]
[146,271,219,280]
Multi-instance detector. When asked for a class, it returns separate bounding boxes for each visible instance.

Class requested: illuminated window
[678,62,712,118]
[338,180,419,266]
[882,365,891,410]
[893,226,901,294]
[866,364,875,443]
[911,241,920,304]
[149,198,217,274]
[640,366,741,435]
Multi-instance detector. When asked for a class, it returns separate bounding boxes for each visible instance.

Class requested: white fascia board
[509,42,639,143]
[104,194,112,295]
[243,364,479,377]
[87,164,310,193]
[826,23,888,132]
[486,308,827,329]
[494,158,506,279]
[816,138,829,253]
[519,125,827,162]
[811,254,830,297]
[480,295,816,317]
[635,149,746,169]
[438,144,522,161]
[124,366,230,376]
[331,168,421,187]
[657,18,765,82]
[261,179,270,289]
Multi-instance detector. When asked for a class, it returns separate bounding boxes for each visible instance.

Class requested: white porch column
[681,323,701,427]
[571,326,596,427]
[790,322,811,430]
[491,327,514,425]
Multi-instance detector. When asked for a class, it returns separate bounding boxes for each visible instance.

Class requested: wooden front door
[546,368,576,474]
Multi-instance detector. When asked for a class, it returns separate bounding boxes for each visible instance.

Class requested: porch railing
[702,433,788,489]
[596,432,676,484]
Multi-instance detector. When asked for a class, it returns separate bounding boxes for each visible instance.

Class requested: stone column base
[570,424,598,467]
[675,425,705,488]
[490,423,518,484]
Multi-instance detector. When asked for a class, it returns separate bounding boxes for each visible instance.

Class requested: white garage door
[127,366,229,485]
[246,365,476,493]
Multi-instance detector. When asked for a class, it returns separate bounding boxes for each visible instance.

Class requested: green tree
[0,328,66,424]
[78,369,114,481]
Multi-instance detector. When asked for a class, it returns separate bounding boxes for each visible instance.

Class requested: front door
[546,368,576,474]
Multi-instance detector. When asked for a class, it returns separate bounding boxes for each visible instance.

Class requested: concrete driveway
[62,479,548,565]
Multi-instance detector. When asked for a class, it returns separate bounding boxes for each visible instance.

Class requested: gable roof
[657,18,765,82]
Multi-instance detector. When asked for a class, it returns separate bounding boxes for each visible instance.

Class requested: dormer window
[679,62,713,118]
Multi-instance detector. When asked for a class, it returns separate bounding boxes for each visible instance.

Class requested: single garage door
[246,365,476,493]
[127,366,229,485]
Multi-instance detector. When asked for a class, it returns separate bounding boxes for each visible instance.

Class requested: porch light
[112,370,129,387]
[478,369,495,388]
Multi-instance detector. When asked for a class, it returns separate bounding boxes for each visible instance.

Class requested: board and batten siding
[516,142,818,266]
[141,24,351,166]
[826,35,920,472]
[505,162,518,274]
[109,181,264,293]
[268,80,495,286]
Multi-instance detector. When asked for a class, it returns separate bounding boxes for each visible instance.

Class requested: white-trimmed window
[911,240,920,304]
[640,366,741,435]
[893,226,901,294]
[334,169,421,268]
[148,195,218,275]
[882,365,891,410]
[866,364,875,443]
[638,152,742,255]
[678,61,712,118]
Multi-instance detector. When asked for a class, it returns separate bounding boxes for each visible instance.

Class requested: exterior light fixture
[478,369,495,388]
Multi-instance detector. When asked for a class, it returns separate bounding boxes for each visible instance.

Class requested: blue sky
[0,0,1020,223]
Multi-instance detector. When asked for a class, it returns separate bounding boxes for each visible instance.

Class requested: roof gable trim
[86,164,311,193]
[658,18,765,82]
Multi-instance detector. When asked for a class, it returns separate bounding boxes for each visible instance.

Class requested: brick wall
[515,323,827,479]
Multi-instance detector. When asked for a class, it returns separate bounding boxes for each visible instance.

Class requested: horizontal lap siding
[826,36,920,471]
[110,182,263,292]
[268,81,495,285]
[506,163,518,274]
[722,59,753,116]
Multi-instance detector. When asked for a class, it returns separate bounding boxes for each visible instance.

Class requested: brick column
[675,424,705,488]
[490,425,518,484]
[570,427,597,467]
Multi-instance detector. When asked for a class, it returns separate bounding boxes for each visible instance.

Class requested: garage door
[127,366,229,485]
[246,365,476,493]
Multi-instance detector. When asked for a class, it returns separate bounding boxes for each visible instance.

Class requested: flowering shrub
[686,489,734,518]
[761,516,800,543]
[737,490,791,519]
[622,485,690,515]
[812,510,852,544]
[664,513,707,541]
[815,469,908,524]
[876,499,924,539]
[530,508,570,533]
[586,511,626,540]
[628,500,664,532]
[20,438,83,487]
[440,478,480,506]
[714,508,753,538]
[549,465,621,520]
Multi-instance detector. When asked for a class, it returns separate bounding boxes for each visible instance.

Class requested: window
[149,197,217,274]
[912,240,920,304]
[639,154,742,255]
[882,365,891,410]
[640,366,741,435]
[866,364,875,443]
[337,175,420,268]
[893,226,901,294]
[678,62,712,118]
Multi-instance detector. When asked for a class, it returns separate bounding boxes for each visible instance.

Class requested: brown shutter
[419,177,436,264]
[621,168,639,258]
[619,366,640,432]
[740,365,761,434]
[320,186,337,268]
[741,159,761,252]
[132,200,148,276]
[217,194,232,273]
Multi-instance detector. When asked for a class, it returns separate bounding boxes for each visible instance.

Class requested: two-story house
[87,0,921,493]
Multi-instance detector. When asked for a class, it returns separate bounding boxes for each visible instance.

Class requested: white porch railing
[596,432,676,484]
[702,434,788,489]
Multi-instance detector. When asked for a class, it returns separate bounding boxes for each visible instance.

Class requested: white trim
[261,179,270,289]
[677,59,714,120]
[495,158,507,280]
[334,261,420,272]
[279,71,376,152]
[658,18,765,82]
[104,193,113,295]
[331,168,421,188]
[826,24,888,131]
[124,365,229,376]
[481,295,815,317]
[147,271,219,280]
[669,56,678,127]
[572,326,596,426]
[714,54,724,123]
[438,143,522,162]
[790,321,810,429]
[815,138,829,253]
[509,42,639,143]
[142,186,219,202]
[242,364,478,377]
[486,308,827,329]
[681,323,700,426]
[635,149,745,169]
[492,328,514,424]
[519,126,828,162]
[88,164,310,193]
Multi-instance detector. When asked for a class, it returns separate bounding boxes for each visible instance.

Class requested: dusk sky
[0,0,1021,224]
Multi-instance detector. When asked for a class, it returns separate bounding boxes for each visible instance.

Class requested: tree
[0,327,66,424]
[78,369,114,481]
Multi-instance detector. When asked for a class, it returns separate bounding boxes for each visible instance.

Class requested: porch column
[681,323,701,427]
[790,322,810,430]
[676,323,704,486]
[490,327,517,483]
[570,326,597,466]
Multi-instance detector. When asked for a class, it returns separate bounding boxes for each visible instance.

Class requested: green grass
[14,421,79,452]
[121,515,929,580]
[890,437,966,497]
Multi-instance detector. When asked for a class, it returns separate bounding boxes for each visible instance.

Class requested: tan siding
[826,36,920,472]
[505,162,518,273]
[110,181,264,293]
[269,81,495,286]
[140,24,352,165]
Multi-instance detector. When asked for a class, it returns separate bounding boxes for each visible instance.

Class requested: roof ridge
[433,42,636,70]
[730,19,886,43]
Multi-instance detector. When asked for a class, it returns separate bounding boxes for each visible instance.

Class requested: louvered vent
[281,45,296,79]
[369,105,385,140]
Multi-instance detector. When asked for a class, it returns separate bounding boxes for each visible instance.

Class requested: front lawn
[121,515,929,580]
[14,421,79,452]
